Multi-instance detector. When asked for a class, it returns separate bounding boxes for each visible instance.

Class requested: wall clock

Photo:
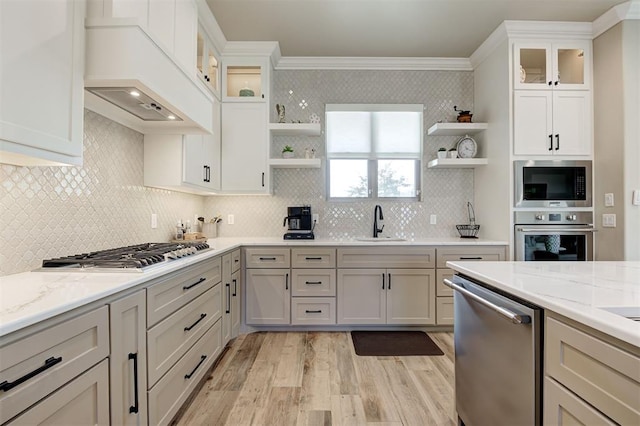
[456,135,477,158]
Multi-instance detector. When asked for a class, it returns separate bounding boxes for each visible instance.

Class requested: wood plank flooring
[176,331,455,426]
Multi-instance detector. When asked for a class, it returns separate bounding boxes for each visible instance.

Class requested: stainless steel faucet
[373,205,384,238]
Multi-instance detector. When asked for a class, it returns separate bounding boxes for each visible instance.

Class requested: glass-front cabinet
[196,26,219,94]
[513,40,591,90]
[222,57,269,101]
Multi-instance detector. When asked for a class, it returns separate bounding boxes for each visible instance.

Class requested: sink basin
[355,237,407,242]
[601,306,640,321]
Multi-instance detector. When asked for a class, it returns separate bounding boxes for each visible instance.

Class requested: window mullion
[369,159,377,198]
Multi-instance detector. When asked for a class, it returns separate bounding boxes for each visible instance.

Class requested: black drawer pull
[184,355,207,379]
[305,310,322,314]
[1,356,62,392]
[232,278,237,297]
[388,273,391,289]
[285,273,289,290]
[226,283,231,314]
[128,353,139,414]
[259,257,276,261]
[305,257,322,260]
[183,277,206,290]
[382,273,385,290]
[305,281,322,285]
[460,257,483,260]
[184,313,207,331]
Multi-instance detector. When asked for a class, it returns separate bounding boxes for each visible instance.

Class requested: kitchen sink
[355,237,407,242]
[600,306,640,321]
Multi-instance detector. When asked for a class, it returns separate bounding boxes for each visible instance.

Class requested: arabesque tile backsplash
[1,69,477,276]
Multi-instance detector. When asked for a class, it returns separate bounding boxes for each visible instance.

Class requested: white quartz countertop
[0,237,507,337]
[446,261,640,348]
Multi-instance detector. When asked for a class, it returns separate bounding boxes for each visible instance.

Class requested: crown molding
[502,20,593,40]
[223,41,280,57]
[592,0,640,38]
[275,56,472,71]
[470,22,508,69]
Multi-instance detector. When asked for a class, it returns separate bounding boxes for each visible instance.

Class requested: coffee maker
[283,206,315,240]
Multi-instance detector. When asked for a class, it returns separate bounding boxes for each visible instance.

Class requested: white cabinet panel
[552,91,592,156]
[337,269,386,325]
[386,269,436,325]
[245,269,291,325]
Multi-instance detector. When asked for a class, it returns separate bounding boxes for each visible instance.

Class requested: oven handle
[443,279,531,325]
[515,227,596,233]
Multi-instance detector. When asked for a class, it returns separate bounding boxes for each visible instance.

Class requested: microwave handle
[516,227,596,233]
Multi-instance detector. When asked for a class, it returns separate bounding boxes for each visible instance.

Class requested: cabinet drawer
[545,314,640,426]
[337,247,435,268]
[147,285,221,387]
[7,359,110,426]
[291,248,336,268]
[436,297,454,325]
[543,377,616,426]
[0,306,109,424]
[231,249,241,272]
[436,269,454,297]
[292,269,336,297]
[436,246,505,268]
[245,248,290,268]
[147,258,221,326]
[148,319,222,426]
[291,298,336,325]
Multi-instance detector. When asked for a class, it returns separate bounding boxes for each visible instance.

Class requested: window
[326,104,422,200]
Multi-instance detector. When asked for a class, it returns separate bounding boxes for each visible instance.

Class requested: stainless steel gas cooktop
[40,242,211,272]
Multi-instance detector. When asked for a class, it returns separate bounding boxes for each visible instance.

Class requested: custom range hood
[84,20,213,134]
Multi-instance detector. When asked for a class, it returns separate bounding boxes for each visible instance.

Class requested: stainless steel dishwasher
[444,275,542,426]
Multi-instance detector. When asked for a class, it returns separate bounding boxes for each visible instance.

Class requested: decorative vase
[448,150,458,158]
[437,151,447,159]
[282,151,294,159]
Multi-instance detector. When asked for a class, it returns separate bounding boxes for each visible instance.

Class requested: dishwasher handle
[443,279,531,325]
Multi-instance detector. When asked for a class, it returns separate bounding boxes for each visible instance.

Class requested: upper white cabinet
[222,57,270,102]
[0,0,84,166]
[514,90,591,156]
[220,102,269,193]
[514,40,591,90]
[196,25,220,96]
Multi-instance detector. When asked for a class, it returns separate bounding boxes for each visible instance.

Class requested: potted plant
[448,147,458,158]
[282,145,294,159]
[437,147,447,159]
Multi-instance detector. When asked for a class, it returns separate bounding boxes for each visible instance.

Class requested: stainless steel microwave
[514,160,592,208]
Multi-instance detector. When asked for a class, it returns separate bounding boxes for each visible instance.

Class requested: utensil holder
[202,223,217,238]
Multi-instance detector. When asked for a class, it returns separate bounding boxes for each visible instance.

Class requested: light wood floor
[176,331,455,426]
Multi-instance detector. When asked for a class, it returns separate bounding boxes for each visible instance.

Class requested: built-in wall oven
[515,160,592,208]
[514,211,595,261]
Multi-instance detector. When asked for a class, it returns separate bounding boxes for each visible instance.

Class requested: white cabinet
[0,0,84,166]
[514,90,591,156]
[222,57,269,101]
[109,290,147,426]
[196,25,220,95]
[221,102,269,193]
[514,40,591,90]
[222,252,241,343]
[337,269,436,325]
[245,269,291,325]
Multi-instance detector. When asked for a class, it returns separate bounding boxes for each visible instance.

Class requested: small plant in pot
[282,145,294,159]
[437,147,447,159]
[448,147,458,158]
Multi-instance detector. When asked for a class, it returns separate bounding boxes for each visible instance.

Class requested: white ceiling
[205,0,627,58]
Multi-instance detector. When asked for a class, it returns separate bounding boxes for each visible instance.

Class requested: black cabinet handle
[305,281,322,285]
[285,273,289,290]
[548,81,553,86]
[460,257,483,260]
[554,81,559,86]
[203,165,207,182]
[555,134,560,151]
[184,313,207,331]
[184,355,207,379]
[225,283,231,314]
[382,273,385,290]
[1,356,62,392]
[128,353,139,414]
[548,134,553,151]
[261,172,265,187]
[183,277,206,290]
[305,257,322,260]
[259,257,276,261]
[232,278,237,297]
[305,310,322,314]
[388,273,391,289]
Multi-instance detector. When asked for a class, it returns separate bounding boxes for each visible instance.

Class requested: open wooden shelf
[427,122,488,136]
[268,123,321,136]
[427,158,488,169]
[269,158,321,169]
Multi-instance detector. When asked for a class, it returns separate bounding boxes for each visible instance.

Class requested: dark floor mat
[351,330,444,356]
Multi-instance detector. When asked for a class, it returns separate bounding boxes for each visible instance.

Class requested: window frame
[325,104,423,202]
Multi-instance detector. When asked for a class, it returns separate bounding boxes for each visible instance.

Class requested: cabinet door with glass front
[196,26,219,95]
[222,57,268,101]
[514,41,591,90]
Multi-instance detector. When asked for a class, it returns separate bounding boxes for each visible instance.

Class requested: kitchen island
[446,261,639,426]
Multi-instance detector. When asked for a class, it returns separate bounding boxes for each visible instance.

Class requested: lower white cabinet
[544,376,616,426]
[7,360,110,426]
[109,290,147,426]
[337,269,436,325]
[245,269,291,325]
